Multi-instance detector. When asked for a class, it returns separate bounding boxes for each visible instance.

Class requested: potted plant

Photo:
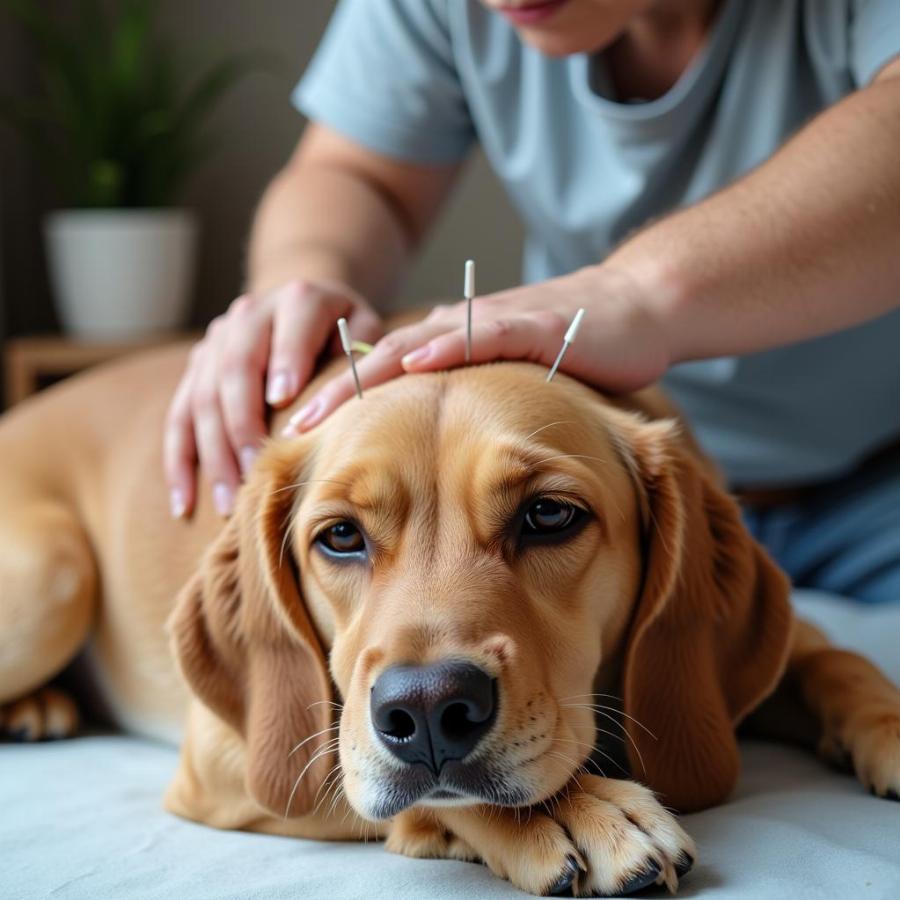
[0,0,266,339]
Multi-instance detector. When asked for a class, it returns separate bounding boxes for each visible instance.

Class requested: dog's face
[169,362,791,824]
[294,364,641,818]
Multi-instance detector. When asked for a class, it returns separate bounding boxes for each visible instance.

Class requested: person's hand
[283,266,671,434]
[165,278,383,518]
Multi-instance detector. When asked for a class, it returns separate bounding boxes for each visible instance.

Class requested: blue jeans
[741,449,900,604]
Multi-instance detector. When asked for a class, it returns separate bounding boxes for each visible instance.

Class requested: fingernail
[285,398,323,434]
[213,482,235,517]
[239,446,259,475]
[266,370,296,406]
[402,346,432,368]
[169,488,187,519]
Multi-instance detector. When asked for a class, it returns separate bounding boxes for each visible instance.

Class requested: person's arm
[247,125,455,300]
[611,56,900,364]
[164,123,460,518]
[296,58,900,430]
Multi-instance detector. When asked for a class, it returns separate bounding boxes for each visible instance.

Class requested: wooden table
[3,334,194,408]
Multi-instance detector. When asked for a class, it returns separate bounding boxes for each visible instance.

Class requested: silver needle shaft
[546,308,585,383]
[337,317,363,399]
[464,259,475,363]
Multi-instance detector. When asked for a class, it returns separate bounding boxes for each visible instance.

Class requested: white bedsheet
[3,591,899,900]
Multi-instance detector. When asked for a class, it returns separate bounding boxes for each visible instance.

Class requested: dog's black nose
[370,661,497,773]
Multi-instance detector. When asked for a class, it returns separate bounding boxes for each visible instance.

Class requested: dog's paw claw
[551,777,693,897]
[675,851,694,878]
[1,688,79,742]
[548,854,582,896]
[827,709,900,802]
[615,859,662,896]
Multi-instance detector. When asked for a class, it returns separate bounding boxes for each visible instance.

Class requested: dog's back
[0,347,220,739]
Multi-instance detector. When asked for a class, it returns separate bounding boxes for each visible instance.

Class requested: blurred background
[0,0,522,404]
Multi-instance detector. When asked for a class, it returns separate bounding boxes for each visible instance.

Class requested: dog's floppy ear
[611,412,793,812]
[168,441,333,818]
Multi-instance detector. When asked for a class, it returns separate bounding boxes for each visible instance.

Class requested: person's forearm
[605,63,900,364]
[247,145,411,302]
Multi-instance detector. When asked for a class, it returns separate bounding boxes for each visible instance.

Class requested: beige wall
[0,1,523,336]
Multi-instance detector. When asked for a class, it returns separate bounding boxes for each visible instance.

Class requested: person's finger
[326,301,386,356]
[265,281,339,407]
[164,346,203,519]
[400,311,567,372]
[218,296,273,474]
[190,324,241,516]
[284,319,448,433]
[348,301,385,345]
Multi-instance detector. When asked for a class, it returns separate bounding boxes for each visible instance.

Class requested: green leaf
[0,1,273,207]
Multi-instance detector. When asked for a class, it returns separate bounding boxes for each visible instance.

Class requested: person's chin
[504,9,620,57]
[515,27,603,56]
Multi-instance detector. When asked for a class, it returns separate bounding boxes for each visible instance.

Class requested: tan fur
[1,332,898,896]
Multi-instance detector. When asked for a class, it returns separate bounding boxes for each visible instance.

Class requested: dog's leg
[411,776,695,897]
[777,619,900,800]
[386,808,479,864]
[0,501,96,739]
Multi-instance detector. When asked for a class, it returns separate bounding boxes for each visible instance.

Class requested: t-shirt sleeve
[850,0,900,84]
[293,0,474,164]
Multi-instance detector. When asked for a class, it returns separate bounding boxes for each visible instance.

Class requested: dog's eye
[521,497,585,541]
[524,498,576,533]
[316,521,366,557]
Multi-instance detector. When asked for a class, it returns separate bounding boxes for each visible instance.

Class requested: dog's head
[168,363,792,824]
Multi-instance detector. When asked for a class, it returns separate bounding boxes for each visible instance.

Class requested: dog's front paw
[548,776,695,897]
[0,687,79,741]
[822,706,900,801]
[386,808,480,863]
[435,776,695,897]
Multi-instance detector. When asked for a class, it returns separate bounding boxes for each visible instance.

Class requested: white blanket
[3,591,899,899]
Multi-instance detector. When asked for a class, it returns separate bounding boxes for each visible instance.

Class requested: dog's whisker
[576,706,657,742]
[560,692,624,702]
[560,696,658,740]
[326,782,346,819]
[591,743,629,777]
[552,735,594,751]
[545,750,583,777]
[561,703,653,775]
[306,699,344,712]
[313,763,343,815]
[271,477,354,496]
[284,740,341,818]
[278,506,300,570]
[546,747,582,766]
[312,763,344,816]
[522,420,576,442]
[561,703,647,748]
[549,738,605,776]
[288,725,340,758]
[312,775,339,828]
[288,737,340,769]
[594,715,649,776]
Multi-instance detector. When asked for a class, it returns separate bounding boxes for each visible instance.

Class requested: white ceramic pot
[44,208,198,340]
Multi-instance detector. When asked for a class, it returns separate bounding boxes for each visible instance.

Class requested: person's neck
[603,0,723,102]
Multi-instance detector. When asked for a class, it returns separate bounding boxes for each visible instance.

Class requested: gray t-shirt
[295,0,900,486]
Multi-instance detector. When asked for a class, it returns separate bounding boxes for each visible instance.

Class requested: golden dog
[1,343,899,897]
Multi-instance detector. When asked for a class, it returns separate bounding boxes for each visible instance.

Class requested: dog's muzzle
[370,661,497,774]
